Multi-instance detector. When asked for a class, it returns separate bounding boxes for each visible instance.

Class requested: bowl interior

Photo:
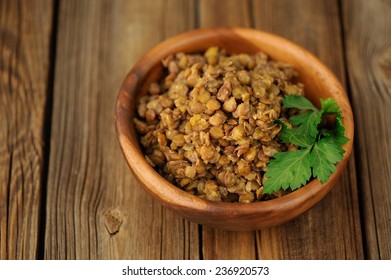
[115,28,354,230]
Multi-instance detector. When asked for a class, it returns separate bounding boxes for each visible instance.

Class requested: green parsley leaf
[311,137,343,183]
[294,110,322,141]
[320,133,346,157]
[283,95,318,111]
[263,95,350,193]
[289,111,314,126]
[263,147,312,194]
[276,120,314,148]
[320,98,341,116]
[334,115,349,145]
[319,116,349,146]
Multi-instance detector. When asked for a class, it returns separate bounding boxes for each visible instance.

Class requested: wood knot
[104,209,123,235]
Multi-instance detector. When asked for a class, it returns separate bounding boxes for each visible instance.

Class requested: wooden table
[1,0,390,260]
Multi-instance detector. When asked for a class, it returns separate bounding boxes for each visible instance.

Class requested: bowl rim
[115,27,354,223]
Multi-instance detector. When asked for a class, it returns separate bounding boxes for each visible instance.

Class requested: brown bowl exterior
[115,28,354,231]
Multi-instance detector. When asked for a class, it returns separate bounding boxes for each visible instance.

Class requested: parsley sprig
[263,95,349,194]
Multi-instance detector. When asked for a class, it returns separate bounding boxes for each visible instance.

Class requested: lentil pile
[134,47,304,203]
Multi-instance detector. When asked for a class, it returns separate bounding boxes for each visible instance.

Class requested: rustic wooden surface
[342,0,391,259]
[0,0,53,259]
[0,0,390,260]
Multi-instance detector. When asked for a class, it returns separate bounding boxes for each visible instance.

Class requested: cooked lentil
[134,47,304,202]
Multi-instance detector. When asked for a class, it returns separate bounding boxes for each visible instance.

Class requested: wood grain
[252,0,363,259]
[44,0,199,259]
[342,0,391,259]
[0,0,53,259]
[198,0,256,260]
[199,0,252,27]
[1,0,389,261]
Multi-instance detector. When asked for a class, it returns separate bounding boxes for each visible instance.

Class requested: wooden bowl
[115,28,354,231]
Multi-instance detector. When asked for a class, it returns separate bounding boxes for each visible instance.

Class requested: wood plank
[44,0,199,259]
[199,0,252,27]
[198,0,257,260]
[0,0,53,259]
[252,0,363,259]
[342,0,391,259]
